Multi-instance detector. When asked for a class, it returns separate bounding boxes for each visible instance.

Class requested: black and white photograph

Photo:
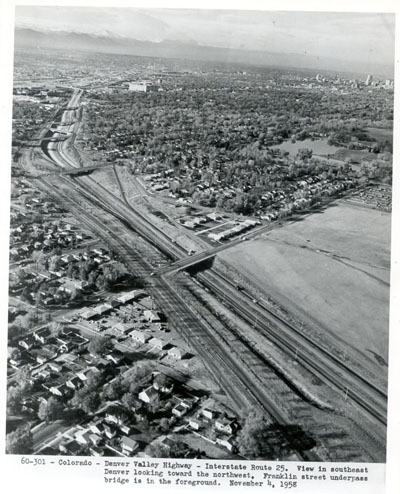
[1,1,399,491]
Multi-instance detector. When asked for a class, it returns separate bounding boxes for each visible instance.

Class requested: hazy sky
[15,7,395,68]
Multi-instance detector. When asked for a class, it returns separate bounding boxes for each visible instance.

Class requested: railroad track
[35,172,322,460]
[34,175,251,413]
[44,114,388,424]
[46,129,388,424]
[197,269,387,425]
[32,90,388,448]
[35,105,328,459]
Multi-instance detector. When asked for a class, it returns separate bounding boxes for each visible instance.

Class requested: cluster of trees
[6,426,33,454]
[81,72,392,168]
[238,410,316,459]
[145,440,187,458]
[8,307,51,341]
[12,258,132,308]
[360,161,393,183]
[78,70,392,215]
[7,369,34,416]
[12,100,54,146]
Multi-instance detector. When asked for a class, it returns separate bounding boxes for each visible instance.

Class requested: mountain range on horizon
[14,27,394,79]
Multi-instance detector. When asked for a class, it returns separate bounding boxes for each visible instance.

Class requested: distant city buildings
[365,74,373,86]
[128,81,159,92]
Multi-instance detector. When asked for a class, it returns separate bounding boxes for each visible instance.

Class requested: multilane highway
[27,89,387,456]
[45,90,387,425]
[31,91,330,460]
[33,171,325,460]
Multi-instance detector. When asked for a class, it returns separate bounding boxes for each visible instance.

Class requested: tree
[102,375,128,401]
[21,287,32,303]
[8,322,24,341]
[6,426,33,454]
[159,417,170,433]
[145,440,186,458]
[237,410,271,458]
[297,148,313,162]
[124,363,152,389]
[88,335,113,357]
[14,368,32,391]
[71,388,101,414]
[121,391,140,410]
[38,397,64,423]
[153,373,173,392]
[7,386,24,415]
[49,321,63,338]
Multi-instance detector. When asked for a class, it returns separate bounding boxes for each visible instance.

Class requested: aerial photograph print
[5,5,394,463]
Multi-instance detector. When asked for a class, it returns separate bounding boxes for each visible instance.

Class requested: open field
[221,202,390,362]
[365,126,393,144]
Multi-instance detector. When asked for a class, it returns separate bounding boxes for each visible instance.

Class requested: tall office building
[365,74,373,86]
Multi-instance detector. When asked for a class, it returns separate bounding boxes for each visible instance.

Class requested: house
[112,322,135,337]
[105,350,125,365]
[47,362,62,373]
[138,386,159,404]
[119,423,135,436]
[66,376,82,390]
[18,336,36,350]
[88,356,111,370]
[59,439,82,455]
[33,345,57,363]
[36,368,52,380]
[55,337,73,353]
[121,436,139,456]
[117,290,146,305]
[152,375,174,394]
[168,346,187,360]
[143,310,162,323]
[89,421,106,435]
[215,417,237,435]
[93,304,113,316]
[216,435,236,452]
[103,424,117,439]
[172,400,192,418]
[105,407,131,426]
[109,298,121,309]
[75,428,92,445]
[148,337,167,350]
[80,309,99,321]
[76,366,101,382]
[89,433,102,446]
[131,330,151,345]
[90,446,104,457]
[202,408,217,420]
[188,418,201,430]
[158,436,176,451]
[33,327,51,344]
[49,382,69,397]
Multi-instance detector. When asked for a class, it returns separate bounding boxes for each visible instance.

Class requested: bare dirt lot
[221,202,391,362]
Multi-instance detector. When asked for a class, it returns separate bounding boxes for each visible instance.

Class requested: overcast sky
[15,7,395,68]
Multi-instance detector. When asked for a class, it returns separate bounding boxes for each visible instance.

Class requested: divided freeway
[22,88,387,460]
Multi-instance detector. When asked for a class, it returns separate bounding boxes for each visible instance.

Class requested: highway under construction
[19,88,388,462]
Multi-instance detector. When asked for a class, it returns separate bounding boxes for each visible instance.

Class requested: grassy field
[365,126,393,144]
[221,202,391,361]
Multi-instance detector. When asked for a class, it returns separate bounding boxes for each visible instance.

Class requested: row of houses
[208,219,260,242]
[57,417,140,457]
[79,290,149,321]
[9,327,89,370]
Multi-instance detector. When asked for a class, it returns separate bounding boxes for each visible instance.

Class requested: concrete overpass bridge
[43,163,114,177]
[157,251,217,276]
